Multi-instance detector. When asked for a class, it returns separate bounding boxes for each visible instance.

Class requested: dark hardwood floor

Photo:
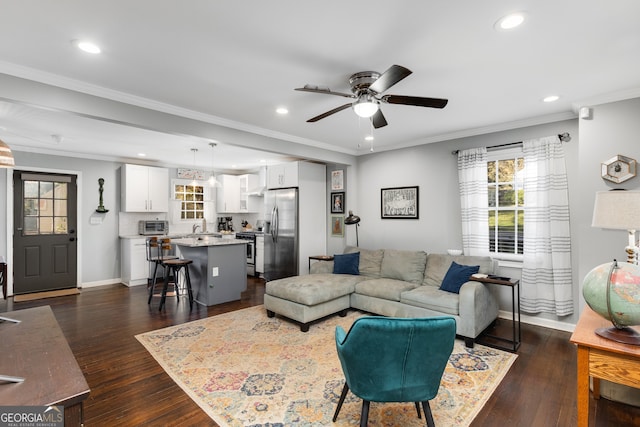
[2,279,640,426]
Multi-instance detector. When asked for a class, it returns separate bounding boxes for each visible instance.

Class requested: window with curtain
[458,136,573,316]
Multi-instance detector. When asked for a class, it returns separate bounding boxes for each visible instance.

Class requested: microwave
[138,220,169,235]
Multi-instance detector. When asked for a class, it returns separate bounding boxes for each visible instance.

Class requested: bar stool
[158,258,194,311]
[147,237,178,305]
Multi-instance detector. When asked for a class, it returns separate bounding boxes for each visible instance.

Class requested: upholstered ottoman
[264,274,363,331]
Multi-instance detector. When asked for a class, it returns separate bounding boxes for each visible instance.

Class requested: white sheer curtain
[457,148,489,256]
[521,136,573,316]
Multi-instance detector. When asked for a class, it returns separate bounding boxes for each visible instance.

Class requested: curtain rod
[451,132,571,155]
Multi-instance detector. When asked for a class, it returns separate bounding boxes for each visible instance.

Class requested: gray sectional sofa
[264,246,499,347]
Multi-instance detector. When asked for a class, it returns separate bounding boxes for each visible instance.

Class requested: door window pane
[22,180,69,236]
[40,181,53,198]
[24,181,39,198]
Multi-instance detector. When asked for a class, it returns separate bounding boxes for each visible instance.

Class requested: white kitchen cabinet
[239,174,259,212]
[121,164,169,212]
[217,174,260,213]
[255,234,264,275]
[267,162,299,189]
[121,238,148,286]
[217,174,241,213]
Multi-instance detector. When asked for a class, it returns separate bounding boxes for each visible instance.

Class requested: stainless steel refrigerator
[264,187,299,281]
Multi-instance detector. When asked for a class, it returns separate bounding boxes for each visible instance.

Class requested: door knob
[69,237,76,242]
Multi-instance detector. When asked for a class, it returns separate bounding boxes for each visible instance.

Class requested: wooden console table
[570,306,640,427]
[0,306,90,426]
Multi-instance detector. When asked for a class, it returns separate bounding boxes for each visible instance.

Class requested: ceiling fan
[295,65,448,129]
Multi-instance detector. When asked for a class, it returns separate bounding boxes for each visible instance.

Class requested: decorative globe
[582,261,640,328]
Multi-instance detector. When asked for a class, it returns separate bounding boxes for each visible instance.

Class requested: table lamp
[585,189,640,344]
[592,190,640,264]
[344,211,361,247]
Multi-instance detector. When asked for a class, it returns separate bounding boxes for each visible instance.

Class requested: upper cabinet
[217,174,241,213]
[239,174,259,212]
[217,174,260,213]
[267,162,299,189]
[121,164,169,212]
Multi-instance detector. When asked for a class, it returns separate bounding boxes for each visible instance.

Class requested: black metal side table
[474,276,521,352]
[308,255,334,270]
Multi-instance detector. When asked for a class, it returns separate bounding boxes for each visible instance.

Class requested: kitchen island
[172,237,247,306]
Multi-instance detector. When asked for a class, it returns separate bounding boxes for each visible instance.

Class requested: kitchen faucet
[192,224,201,234]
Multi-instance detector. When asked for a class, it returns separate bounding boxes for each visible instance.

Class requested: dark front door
[13,171,78,294]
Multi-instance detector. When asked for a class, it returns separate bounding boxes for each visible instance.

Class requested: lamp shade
[592,190,640,230]
[344,211,360,225]
[0,138,15,167]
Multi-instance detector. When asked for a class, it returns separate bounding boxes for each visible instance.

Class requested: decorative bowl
[447,249,463,256]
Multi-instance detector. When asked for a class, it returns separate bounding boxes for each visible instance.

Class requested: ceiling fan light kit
[295,64,448,129]
[353,94,378,118]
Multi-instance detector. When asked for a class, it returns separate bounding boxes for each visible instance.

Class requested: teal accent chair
[333,316,456,427]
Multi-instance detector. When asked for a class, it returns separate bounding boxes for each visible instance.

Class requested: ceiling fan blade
[368,65,412,94]
[371,109,388,129]
[307,103,352,122]
[381,95,448,109]
[295,85,355,98]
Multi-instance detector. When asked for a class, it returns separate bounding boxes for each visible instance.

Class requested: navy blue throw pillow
[333,252,360,275]
[439,261,480,294]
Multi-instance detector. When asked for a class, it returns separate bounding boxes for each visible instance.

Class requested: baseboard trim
[81,278,123,288]
[498,309,576,333]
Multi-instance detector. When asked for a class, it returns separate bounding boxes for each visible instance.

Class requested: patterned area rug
[136,306,517,426]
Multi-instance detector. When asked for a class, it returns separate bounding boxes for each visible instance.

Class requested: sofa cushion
[380,249,428,284]
[355,278,420,302]
[345,246,384,278]
[266,274,363,306]
[439,262,480,293]
[333,252,360,275]
[423,253,494,287]
[400,286,460,315]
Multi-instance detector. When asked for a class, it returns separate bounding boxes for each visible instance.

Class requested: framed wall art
[331,192,345,213]
[331,169,344,190]
[331,215,344,236]
[381,186,419,219]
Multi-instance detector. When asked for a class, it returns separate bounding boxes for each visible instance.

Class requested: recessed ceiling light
[364,135,374,141]
[543,95,560,103]
[231,164,238,169]
[276,107,289,115]
[73,40,101,54]
[259,159,266,163]
[137,153,146,157]
[495,13,525,31]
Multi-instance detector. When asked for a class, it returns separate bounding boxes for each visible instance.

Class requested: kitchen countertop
[171,237,247,247]
[119,232,229,239]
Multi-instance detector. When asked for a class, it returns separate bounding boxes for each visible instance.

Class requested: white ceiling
[0,1,639,170]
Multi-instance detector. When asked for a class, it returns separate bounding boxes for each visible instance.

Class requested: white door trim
[5,166,83,297]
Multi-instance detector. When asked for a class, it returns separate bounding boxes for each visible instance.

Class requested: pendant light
[190,148,198,186]
[208,142,220,187]
[0,138,15,167]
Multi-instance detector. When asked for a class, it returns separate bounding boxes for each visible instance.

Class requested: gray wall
[577,98,640,314]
